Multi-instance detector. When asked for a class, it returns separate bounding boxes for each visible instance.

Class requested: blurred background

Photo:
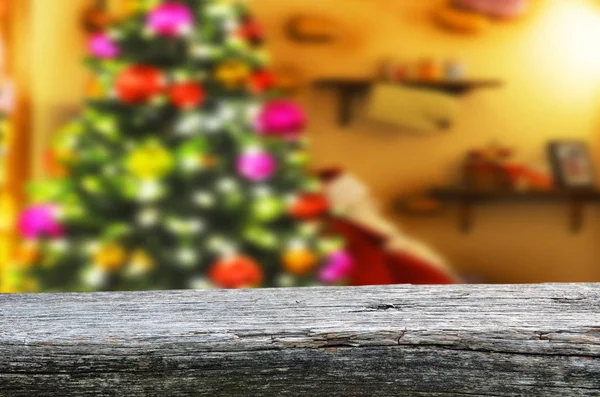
[2,0,600,290]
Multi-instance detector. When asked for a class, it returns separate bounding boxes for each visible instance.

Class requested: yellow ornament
[94,243,127,272]
[126,142,174,180]
[127,249,155,275]
[282,248,318,276]
[215,60,251,89]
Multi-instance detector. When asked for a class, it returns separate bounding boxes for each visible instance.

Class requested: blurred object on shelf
[463,142,554,192]
[367,83,458,132]
[512,165,554,192]
[81,0,111,33]
[435,3,491,34]
[444,58,467,80]
[378,58,396,82]
[463,143,514,191]
[452,0,530,19]
[548,141,595,190]
[379,58,468,83]
[393,63,409,82]
[417,58,442,81]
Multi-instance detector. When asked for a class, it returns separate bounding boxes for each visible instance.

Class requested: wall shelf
[430,188,600,234]
[314,78,503,126]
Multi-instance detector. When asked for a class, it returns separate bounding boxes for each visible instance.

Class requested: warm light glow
[536,0,600,81]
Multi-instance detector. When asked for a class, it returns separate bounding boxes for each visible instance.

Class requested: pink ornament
[146,2,194,37]
[18,204,64,240]
[319,250,354,284]
[236,150,277,182]
[89,33,120,59]
[256,100,306,140]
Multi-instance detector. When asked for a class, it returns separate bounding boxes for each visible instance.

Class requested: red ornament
[250,70,276,94]
[291,193,330,219]
[237,19,265,45]
[168,82,206,109]
[116,65,164,104]
[209,256,264,289]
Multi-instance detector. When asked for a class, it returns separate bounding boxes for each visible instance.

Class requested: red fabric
[330,219,456,285]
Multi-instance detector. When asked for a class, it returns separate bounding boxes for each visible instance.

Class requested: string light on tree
[137,207,160,227]
[193,190,216,209]
[176,112,204,136]
[188,277,214,290]
[81,266,108,289]
[177,248,198,268]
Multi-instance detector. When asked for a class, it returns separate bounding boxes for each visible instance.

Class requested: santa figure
[318,168,459,285]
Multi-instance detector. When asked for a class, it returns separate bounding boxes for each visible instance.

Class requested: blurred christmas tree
[12,0,354,292]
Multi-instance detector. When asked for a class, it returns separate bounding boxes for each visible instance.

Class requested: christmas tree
[11,0,354,292]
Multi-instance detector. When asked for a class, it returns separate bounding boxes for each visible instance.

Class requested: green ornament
[62,202,85,221]
[287,150,310,167]
[243,226,279,250]
[85,146,111,163]
[176,137,211,172]
[116,176,138,199]
[251,196,284,222]
[95,116,119,140]
[28,180,73,203]
[177,137,208,157]
[82,176,102,194]
[103,223,133,240]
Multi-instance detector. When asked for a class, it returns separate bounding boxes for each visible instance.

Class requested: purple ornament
[146,2,195,37]
[89,33,120,59]
[255,100,306,140]
[18,204,64,240]
[319,250,354,284]
[236,150,277,182]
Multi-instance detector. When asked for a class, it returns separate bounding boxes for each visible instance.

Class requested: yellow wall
[249,0,600,282]
[24,0,600,283]
[30,0,93,179]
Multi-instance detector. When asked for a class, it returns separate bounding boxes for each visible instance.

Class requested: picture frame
[548,140,595,190]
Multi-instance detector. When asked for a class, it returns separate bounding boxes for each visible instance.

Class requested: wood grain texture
[1,284,600,396]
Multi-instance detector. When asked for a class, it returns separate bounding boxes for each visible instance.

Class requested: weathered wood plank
[1,284,600,396]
